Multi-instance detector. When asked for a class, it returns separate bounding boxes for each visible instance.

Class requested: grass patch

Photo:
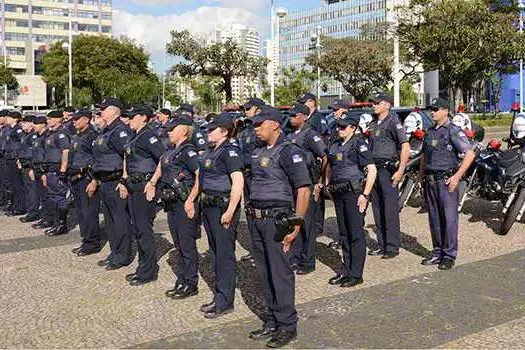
[471,113,514,127]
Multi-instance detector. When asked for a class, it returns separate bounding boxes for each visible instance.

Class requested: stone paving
[0,194,524,348]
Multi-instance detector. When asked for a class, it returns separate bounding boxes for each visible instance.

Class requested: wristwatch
[363,193,370,201]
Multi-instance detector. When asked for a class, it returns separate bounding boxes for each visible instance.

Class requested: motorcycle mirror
[488,139,501,151]
[412,129,425,140]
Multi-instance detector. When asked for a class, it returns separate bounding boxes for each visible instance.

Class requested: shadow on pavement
[461,198,501,233]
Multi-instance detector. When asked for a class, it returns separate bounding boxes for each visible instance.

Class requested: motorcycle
[398,131,425,211]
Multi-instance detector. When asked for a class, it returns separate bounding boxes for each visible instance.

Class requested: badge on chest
[431,139,438,148]
[73,142,78,150]
[374,129,381,137]
[126,146,132,155]
[260,156,270,167]
[336,153,343,161]
[245,136,251,145]
[204,159,212,169]
[97,138,104,145]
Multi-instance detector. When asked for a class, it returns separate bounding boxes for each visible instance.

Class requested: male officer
[419,98,475,270]
[286,103,327,275]
[367,92,410,259]
[17,115,41,223]
[238,97,266,263]
[62,106,77,137]
[0,110,8,207]
[4,111,25,216]
[69,109,102,256]
[86,97,133,270]
[155,108,173,148]
[247,107,311,348]
[42,110,70,236]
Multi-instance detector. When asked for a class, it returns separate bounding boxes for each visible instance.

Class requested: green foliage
[190,76,224,113]
[166,30,268,101]
[390,80,419,107]
[472,113,513,127]
[305,35,393,101]
[0,61,19,91]
[262,67,316,106]
[41,35,158,107]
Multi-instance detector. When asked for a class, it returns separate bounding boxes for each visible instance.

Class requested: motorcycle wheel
[398,177,416,212]
[499,188,525,236]
[457,180,469,213]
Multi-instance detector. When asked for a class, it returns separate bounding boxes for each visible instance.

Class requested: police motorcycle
[398,111,427,210]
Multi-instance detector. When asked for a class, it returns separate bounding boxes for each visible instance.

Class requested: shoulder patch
[313,135,321,142]
[396,123,403,129]
[16,129,23,133]
[188,150,197,157]
[359,144,368,153]
[321,119,327,124]
[198,139,206,145]
[149,136,158,144]
[58,134,66,139]
[292,154,303,163]
[228,150,238,157]
[196,133,202,138]
[119,131,128,138]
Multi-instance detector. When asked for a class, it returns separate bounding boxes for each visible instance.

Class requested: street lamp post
[315,26,322,100]
[270,2,287,106]
[62,5,74,106]
[519,0,524,113]
[1,29,7,106]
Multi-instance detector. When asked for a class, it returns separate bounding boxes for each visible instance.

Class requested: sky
[112,0,321,72]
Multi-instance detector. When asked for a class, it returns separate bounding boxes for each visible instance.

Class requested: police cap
[329,99,350,111]
[207,112,234,130]
[8,110,22,119]
[252,106,284,125]
[33,115,47,124]
[126,104,154,118]
[297,92,317,103]
[176,103,195,115]
[241,97,265,111]
[427,97,450,111]
[337,110,361,127]
[47,110,63,119]
[0,109,9,117]
[165,117,194,131]
[63,106,76,113]
[159,108,171,117]
[73,109,93,120]
[96,97,124,110]
[370,92,394,105]
[22,115,35,123]
[288,103,310,117]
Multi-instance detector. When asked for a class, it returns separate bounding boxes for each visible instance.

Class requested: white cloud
[112,6,268,71]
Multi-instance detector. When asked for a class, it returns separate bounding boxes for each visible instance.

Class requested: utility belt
[375,159,398,174]
[128,172,153,184]
[18,159,33,169]
[245,204,303,242]
[243,166,252,177]
[423,169,456,183]
[69,167,93,184]
[159,183,191,211]
[201,192,229,208]
[245,205,292,219]
[94,171,122,183]
[33,163,60,174]
[327,179,363,195]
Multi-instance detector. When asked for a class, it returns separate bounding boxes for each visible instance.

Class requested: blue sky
[111,0,322,72]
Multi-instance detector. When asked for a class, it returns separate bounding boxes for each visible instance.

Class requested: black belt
[19,159,32,169]
[94,171,122,182]
[424,170,455,181]
[201,192,229,207]
[327,180,363,195]
[128,172,153,184]
[245,206,291,219]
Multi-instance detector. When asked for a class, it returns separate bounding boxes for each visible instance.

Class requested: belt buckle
[254,208,262,219]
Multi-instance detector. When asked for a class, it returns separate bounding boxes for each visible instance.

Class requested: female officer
[121,105,165,286]
[325,111,377,288]
[199,112,244,319]
[145,117,201,300]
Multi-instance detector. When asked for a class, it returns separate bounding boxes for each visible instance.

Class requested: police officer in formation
[122,105,165,285]
[146,117,201,299]
[367,93,410,259]
[87,97,133,270]
[418,98,475,270]
[0,111,7,207]
[17,115,40,223]
[199,112,244,319]
[286,103,327,275]
[3,111,25,216]
[68,109,102,257]
[325,111,377,287]
[155,108,173,149]
[247,106,311,348]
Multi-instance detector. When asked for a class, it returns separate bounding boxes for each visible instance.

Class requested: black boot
[2,191,13,213]
[32,219,53,229]
[20,212,41,223]
[47,208,69,236]
[43,209,60,235]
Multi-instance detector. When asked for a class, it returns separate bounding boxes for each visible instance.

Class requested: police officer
[17,115,41,223]
[41,110,70,236]
[0,110,8,207]
[30,116,54,230]
[86,97,133,270]
[367,93,410,259]
[69,109,102,256]
[238,97,266,263]
[246,107,311,348]
[286,103,327,275]
[325,111,377,287]
[121,104,165,285]
[4,111,26,216]
[155,108,172,149]
[62,106,77,137]
[199,112,244,319]
[418,98,475,270]
[147,117,201,299]
[177,104,208,153]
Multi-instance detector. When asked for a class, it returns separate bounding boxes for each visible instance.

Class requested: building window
[5,4,28,13]
[77,23,99,32]
[6,47,25,55]
[5,32,29,41]
[101,26,111,33]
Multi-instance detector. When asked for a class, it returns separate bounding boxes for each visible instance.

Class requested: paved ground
[1,127,524,349]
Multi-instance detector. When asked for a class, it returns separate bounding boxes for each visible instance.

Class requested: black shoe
[32,220,52,229]
[105,263,124,271]
[97,257,111,267]
[6,210,26,217]
[328,274,346,285]
[165,283,185,298]
[20,213,40,223]
[71,246,82,254]
[125,273,138,282]
[43,225,58,236]
[381,252,399,259]
[368,248,385,256]
[328,241,341,249]
[340,277,364,288]
[421,255,442,266]
[266,329,297,348]
[47,209,68,236]
[171,284,198,299]
[296,266,315,275]
[76,248,101,257]
[438,259,455,270]
[203,305,234,319]
[129,276,158,286]
[240,253,254,261]
[200,300,216,313]
[249,326,277,340]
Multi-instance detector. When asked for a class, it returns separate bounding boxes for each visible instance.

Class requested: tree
[41,35,158,107]
[0,61,19,92]
[262,67,317,106]
[305,36,393,101]
[191,76,224,113]
[166,30,268,101]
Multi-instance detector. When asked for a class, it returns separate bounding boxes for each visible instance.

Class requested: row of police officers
[0,92,474,348]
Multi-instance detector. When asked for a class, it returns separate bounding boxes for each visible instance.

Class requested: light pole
[315,26,322,100]
[270,3,287,106]
[518,0,525,113]
[62,42,73,106]
[1,28,7,105]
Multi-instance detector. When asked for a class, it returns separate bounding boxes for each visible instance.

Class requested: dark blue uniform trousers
[46,172,68,210]
[99,180,133,267]
[332,194,346,244]
[291,193,317,269]
[243,172,255,252]
[334,191,366,278]
[314,195,325,235]
[202,205,238,310]
[7,160,25,212]
[0,159,5,203]
[128,181,159,280]
[251,217,298,332]
[72,177,101,252]
[371,168,400,253]
[22,169,40,213]
[36,172,54,224]
[167,200,200,287]
[424,179,459,260]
